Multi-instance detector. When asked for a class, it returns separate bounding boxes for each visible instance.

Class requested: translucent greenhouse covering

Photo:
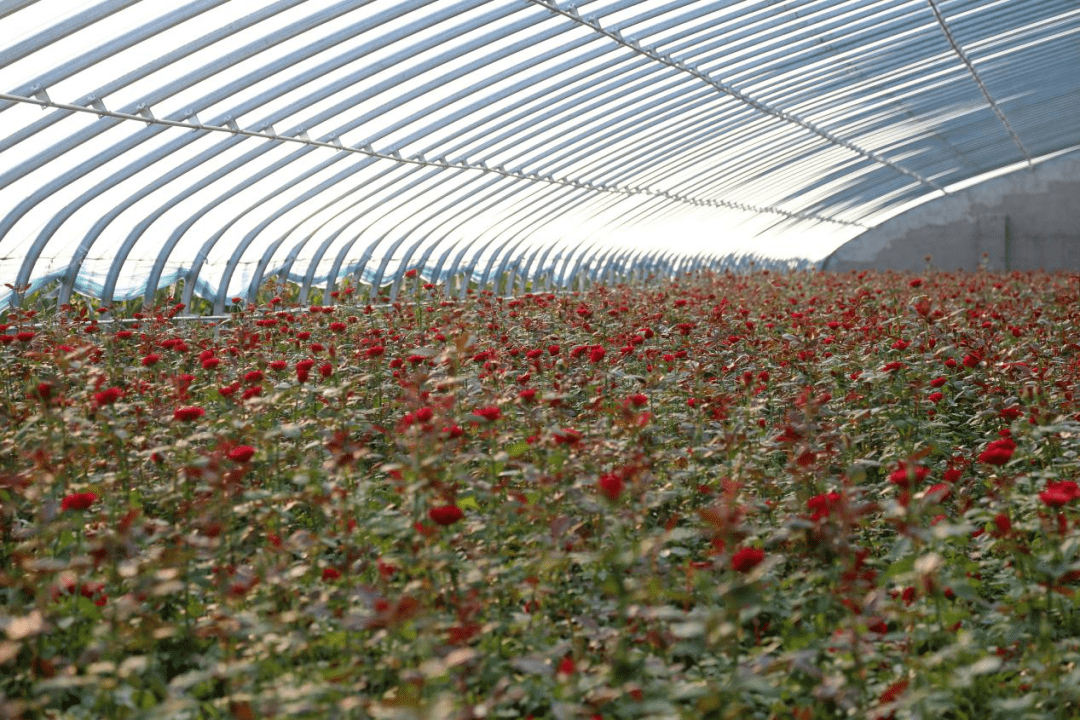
[1,0,1078,310]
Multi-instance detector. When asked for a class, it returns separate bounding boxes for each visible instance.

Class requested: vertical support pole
[1004,214,1012,272]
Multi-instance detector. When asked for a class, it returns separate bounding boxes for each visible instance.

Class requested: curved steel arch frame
[2,0,1080,307]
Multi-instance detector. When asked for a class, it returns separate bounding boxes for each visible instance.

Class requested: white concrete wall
[823,152,1080,272]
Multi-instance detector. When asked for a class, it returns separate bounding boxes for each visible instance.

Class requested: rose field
[3,269,1080,719]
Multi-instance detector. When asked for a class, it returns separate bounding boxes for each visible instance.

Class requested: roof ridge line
[0,90,864,228]
[530,0,949,195]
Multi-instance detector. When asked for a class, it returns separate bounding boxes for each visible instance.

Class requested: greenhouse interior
[2,1,1080,719]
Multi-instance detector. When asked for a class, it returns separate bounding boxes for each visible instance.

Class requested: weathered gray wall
[823,152,1080,272]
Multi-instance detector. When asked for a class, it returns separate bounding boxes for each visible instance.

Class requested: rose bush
[2,269,1080,718]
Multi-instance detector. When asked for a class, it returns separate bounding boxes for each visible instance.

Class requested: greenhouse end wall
[823,152,1080,273]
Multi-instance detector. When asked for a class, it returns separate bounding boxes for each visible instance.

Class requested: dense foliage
[2,269,1080,719]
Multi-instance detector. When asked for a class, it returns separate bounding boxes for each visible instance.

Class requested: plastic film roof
[1,0,1078,310]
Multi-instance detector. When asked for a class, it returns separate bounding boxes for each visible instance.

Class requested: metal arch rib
[356,27,598,152]
[428,53,655,162]
[362,173,515,296]
[413,54,651,160]
[445,180,605,295]
[526,0,948,195]
[420,186,597,293]
[394,181,584,299]
[0,0,310,149]
[21,0,516,306]
[178,1,530,303]
[0,0,142,71]
[519,242,560,294]
[99,136,264,306]
[0,0,39,21]
[385,176,586,299]
[0,0,494,291]
[603,247,641,286]
[444,59,670,166]
[492,77,715,175]
[286,166,444,304]
[57,132,248,307]
[500,185,645,290]
[0,88,854,235]
[925,0,1033,169]
[2,0,851,306]
[0,0,458,292]
[0,0,383,174]
[557,239,604,290]
[11,121,172,303]
[173,144,336,309]
[244,159,408,305]
[512,243,551,295]
[210,154,389,314]
[261,168,418,301]
[439,182,589,297]
[585,246,617,287]
[469,183,606,292]
[2,0,231,116]
[142,143,316,307]
[339,170,511,299]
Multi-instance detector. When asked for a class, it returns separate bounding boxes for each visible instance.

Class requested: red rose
[589,346,606,363]
[925,483,951,501]
[62,492,98,511]
[295,359,315,383]
[598,473,623,501]
[879,679,909,705]
[888,463,929,488]
[94,387,123,406]
[321,567,342,581]
[731,547,765,573]
[993,513,1011,535]
[141,353,161,367]
[429,505,464,526]
[173,406,205,421]
[978,438,1015,466]
[807,491,842,521]
[471,406,501,422]
[80,582,107,606]
[553,428,582,445]
[228,445,255,463]
[1040,480,1080,507]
